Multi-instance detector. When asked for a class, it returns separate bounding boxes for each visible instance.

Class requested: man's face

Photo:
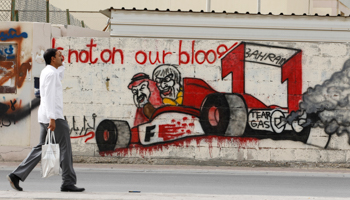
[155,73,177,99]
[131,81,150,107]
[52,50,62,67]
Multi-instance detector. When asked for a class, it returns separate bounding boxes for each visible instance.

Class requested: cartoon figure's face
[131,81,150,107]
[155,73,178,99]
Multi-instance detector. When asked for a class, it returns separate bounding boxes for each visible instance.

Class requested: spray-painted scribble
[0,28,28,41]
[66,113,97,136]
[66,114,97,143]
[0,98,40,127]
[0,27,32,94]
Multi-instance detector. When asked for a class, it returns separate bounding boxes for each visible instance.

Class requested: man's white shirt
[38,64,65,123]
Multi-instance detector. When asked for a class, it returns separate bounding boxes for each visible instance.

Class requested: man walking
[7,48,84,192]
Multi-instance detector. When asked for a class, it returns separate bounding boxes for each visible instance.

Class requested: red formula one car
[95,42,313,152]
[95,77,311,152]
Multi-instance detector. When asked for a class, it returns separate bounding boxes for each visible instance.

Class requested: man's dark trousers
[12,119,76,186]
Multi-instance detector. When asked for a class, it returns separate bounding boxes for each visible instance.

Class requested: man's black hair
[43,48,58,65]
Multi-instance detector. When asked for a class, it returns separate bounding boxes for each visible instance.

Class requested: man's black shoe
[61,185,85,192]
[7,173,23,191]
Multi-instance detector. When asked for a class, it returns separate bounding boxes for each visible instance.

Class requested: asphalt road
[1,163,350,198]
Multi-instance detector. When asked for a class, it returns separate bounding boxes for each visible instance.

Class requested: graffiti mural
[90,42,313,153]
[0,28,31,94]
[53,37,350,161]
[0,24,42,149]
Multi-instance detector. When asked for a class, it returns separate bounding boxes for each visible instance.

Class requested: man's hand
[48,119,56,131]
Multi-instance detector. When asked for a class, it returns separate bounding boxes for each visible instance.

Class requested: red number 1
[221,42,302,113]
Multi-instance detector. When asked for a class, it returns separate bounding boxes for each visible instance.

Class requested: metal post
[81,20,85,28]
[308,0,311,15]
[46,0,49,23]
[10,0,15,21]
[15,10,18,21]
[337,0,340,15]
[257,0,261,13]
[206,0,211,12]
[66,9,70,25]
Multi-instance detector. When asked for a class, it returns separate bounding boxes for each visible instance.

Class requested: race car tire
[224,94,248,136]
[200,93,248,136]
[95,120,131,152]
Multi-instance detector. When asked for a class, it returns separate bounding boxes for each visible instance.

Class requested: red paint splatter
[177,121,181,125]
[158,124,187,140]
[189,123,195,127]
[183,117,188,121]
[171,119,176,123]
[186,130,191,134]
[99,136,259,158]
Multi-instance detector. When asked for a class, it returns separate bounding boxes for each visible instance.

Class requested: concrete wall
[4,21,350,166]
[51,37,350,164]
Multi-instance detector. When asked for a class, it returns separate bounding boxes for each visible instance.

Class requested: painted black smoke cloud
[293,59,350,138]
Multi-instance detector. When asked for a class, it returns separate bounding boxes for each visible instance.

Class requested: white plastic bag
[41,130,60,178]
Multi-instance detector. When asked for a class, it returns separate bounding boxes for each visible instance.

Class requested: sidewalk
[2,161,350,173]
[1,162,350,200]
[1,190,350,200]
